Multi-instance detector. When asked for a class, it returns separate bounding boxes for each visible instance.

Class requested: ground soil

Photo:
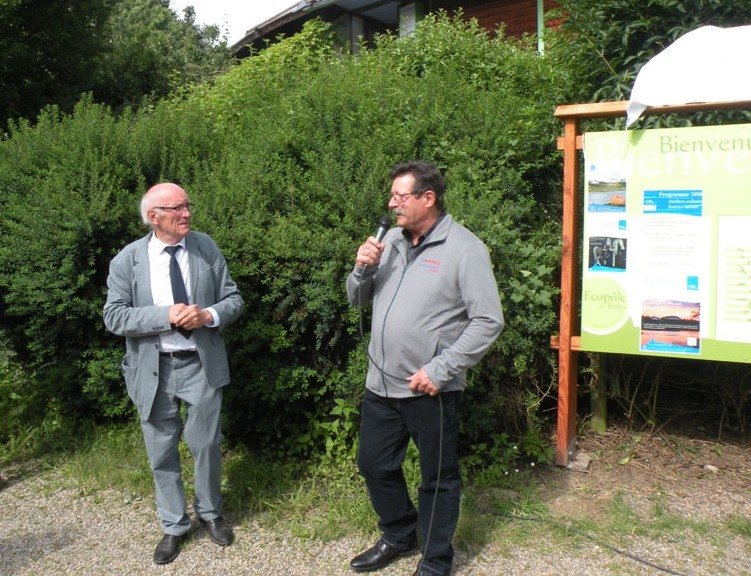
[541,419,751,525]
[523,418,751,576]
[1,418,749,575]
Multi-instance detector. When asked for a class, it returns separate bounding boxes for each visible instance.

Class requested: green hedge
[0,14,575,463]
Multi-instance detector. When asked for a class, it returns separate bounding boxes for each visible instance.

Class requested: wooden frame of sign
[551,99,751,467]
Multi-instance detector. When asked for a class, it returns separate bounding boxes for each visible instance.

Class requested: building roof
[230,0,401,57]
[230,1,558,57]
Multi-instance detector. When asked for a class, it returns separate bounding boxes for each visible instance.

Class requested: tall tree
[0,0,231,128]
[555,0,751,102]
[91,0,232,111]
[0,0,115,125]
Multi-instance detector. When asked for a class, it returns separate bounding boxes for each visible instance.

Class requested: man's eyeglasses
[389,191,419,204]
[153,203,191,214]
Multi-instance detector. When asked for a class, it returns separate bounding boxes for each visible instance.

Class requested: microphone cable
[355,251,445,575]
[356,264,408,390]
[354,230,690,576]
[354,215,406,391]
[496,511,690,576]
[355,273,686,576]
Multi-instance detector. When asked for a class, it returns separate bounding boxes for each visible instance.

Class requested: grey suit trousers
[140,354,223,535]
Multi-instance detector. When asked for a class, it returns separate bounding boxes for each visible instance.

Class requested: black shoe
[153,534,181,565]
[412,568,451,576]
[350,538,418,572]
[200,515,234,546]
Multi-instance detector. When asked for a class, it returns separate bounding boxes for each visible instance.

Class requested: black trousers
[357,389,461,576]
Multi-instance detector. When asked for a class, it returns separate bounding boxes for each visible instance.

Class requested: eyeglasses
[153,203,191,214]
[389,191,418,204]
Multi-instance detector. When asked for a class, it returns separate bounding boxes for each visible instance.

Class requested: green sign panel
[581,124,751,363]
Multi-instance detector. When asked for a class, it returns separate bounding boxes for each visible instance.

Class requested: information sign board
[581,124,751,363]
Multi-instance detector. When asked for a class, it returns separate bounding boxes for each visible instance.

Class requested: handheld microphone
[374,215,391,243]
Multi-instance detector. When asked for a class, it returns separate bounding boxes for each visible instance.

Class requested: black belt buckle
[160,350,197,359]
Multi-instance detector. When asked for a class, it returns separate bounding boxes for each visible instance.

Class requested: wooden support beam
[551,98,751,468]
[555,117,581,467]
[556,135,583,150]
[549,335,581,350]
[554,99,751,120]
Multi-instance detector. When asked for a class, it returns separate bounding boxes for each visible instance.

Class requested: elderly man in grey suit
[104,182,244,565]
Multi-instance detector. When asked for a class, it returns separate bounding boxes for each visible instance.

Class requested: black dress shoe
[412,567,451,576]
[153,534,181,565]
[350,538,418,572]
[200,515,234,546]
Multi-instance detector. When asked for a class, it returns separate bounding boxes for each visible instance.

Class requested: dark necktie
[164,245,192,339]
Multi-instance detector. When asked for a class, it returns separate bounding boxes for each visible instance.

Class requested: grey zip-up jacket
[346,214,504,398]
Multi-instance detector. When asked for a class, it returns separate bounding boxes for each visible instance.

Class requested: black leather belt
[159,350,198,359]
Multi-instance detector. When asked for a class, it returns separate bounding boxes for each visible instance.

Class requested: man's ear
[422,189,436,208]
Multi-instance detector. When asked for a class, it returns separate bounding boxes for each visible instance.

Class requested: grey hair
[140,193,154,227]
[139,182,187,228]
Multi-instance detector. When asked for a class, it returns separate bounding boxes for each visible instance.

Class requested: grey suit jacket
[103,230,244,419]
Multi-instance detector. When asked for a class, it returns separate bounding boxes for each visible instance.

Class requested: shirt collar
[149,233,187,253]
[402,212,446,247]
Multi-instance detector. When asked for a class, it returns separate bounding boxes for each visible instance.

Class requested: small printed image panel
[642,189,702,216]
[640,299,700,354]
[588,178,627,212]
[588,236,627,271]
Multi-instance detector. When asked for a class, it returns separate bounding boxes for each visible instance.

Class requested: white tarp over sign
[626,25,751,127]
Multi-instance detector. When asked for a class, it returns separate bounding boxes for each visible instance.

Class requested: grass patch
[283,467,376,540]
[223,443,305,519]
[53,422,378,542]
[58,422,153,497]
[259,443,424,541]
[726,514,751,538]
[459,467,548,550]
[580,490,713,546]
[648,494,711,536]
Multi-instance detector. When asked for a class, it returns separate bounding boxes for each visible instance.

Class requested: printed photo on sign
[640,299,700,354]
[587,177,627,212]
[588,236,627,271]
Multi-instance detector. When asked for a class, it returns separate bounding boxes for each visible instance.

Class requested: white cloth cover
[626,25,751,127]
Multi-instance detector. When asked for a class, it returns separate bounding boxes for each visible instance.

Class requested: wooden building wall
[436,0,559,38]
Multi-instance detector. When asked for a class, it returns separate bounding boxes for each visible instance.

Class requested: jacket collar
[392,214,453,258]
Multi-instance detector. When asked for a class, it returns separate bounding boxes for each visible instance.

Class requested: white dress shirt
[148,235,218,352]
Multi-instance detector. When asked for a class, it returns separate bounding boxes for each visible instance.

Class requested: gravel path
[2,429,750,576]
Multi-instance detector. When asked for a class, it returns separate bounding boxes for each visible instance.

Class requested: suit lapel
[133,233,154,307]
[185,232,200,302]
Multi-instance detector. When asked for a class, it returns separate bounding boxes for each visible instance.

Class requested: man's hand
[408,368,439,396]
[355,237,385,268]
[170,304,211,330]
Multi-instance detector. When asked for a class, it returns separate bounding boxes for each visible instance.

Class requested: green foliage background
[0,15,569,464]
[2,1,750,465]
[556,0,751,102]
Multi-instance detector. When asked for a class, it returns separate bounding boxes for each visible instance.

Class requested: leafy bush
[0,14,577,465]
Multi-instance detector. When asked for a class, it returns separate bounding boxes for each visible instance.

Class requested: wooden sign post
[552,99,751,467]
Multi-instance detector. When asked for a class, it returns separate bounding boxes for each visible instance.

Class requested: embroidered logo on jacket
[419,258,442,273]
